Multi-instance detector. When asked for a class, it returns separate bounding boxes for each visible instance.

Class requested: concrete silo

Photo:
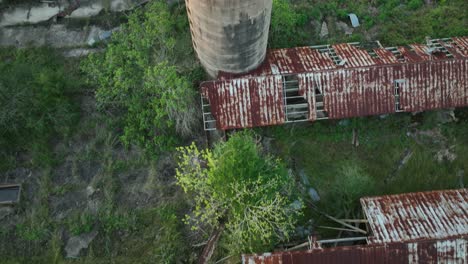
[185,0,273,78]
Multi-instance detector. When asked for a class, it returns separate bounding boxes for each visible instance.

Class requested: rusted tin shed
[361,189,468,245]
[202,37,468,130]
[242,237,468,264]
[242,189,468,264]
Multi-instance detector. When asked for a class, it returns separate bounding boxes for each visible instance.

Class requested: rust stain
[242,238,468,264]
[202,37,468,131]
[361,189,468,244]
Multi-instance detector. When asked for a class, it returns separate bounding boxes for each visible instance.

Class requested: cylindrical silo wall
[186,0,272,78]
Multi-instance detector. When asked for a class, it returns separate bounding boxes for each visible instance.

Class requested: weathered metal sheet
[202,75,285,130]
[374,48,401,64]
[333,43,378,68]
[243,238,468,264]
[410,44,433,61]
[400,60,468,112]
[361,189,468,245]
[298,73,316,121]
[317,66,396,119]
[452,37,468,57]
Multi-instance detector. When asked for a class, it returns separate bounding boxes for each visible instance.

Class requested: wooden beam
[317,225,365,233]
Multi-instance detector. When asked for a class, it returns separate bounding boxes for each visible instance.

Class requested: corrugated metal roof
[242,237,468,264]
[202,75,285,130]
[332,43,378,68]
[202,37,468,130]
[361,189,468,245]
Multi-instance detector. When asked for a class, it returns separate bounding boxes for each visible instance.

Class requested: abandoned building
[200,36,468,130]
[185,0,272,78]
[243,188,468,263]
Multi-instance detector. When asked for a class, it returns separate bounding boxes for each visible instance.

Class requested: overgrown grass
[271,0,468,48]
[261,110,467,237]
[0,48,83,171]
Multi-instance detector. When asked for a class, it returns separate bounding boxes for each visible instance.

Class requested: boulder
[335,21,354,35]
[65,230,98,258]
[320,21,329,38]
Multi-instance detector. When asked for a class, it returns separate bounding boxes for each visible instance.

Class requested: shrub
[81,1,200,156]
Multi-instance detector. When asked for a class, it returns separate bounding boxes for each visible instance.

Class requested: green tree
[269,0,308,48]
[81,1,201,155]
[176,132,302,255]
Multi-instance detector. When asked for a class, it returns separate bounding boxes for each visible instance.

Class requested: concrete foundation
[186,0,272,78]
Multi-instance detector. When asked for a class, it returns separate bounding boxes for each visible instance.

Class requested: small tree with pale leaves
[176,132,302,255]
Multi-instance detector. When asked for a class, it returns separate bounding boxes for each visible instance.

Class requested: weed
[68,213,95,236]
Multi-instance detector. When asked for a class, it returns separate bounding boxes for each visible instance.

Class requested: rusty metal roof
[202,37,468,130]
[242,237,468,264]
[361,189,468,245]
[243,189,468,264]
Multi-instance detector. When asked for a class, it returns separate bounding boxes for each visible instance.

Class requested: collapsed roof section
[201,37,468,131]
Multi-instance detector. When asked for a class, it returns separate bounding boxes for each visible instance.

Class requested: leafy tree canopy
[269,0,309,48]
[81,1,202,155]
[176,131,302,255]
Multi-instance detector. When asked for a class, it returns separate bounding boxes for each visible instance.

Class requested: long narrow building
[201,37,468,131]
[243,188,468,263]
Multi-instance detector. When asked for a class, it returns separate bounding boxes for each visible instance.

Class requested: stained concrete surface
[0,186,19,203]
[0,24,118,48]
[0,0,138,27]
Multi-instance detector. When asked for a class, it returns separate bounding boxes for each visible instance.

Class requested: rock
[435,109,457,124]
[319,21,329,38]
[335,21,354,35]
[86,199,100,214]
[261,136,274,154]
[65,230,98,258]
[299,169,310,186]
[0,4,62,27]
[62,48,100,58]
[435,147,456,163]
[338,119,350,126]
[457,169,464,188]
[308,188,320,202]
[85,186,95,197]
[290,200,303,210]
[0,207,13,221]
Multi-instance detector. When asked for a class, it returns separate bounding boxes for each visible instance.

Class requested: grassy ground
[259,109,468,240]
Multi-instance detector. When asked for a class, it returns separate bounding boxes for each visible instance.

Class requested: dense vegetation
[269,0,468,48]
[0,48,81,171]
[81,2,204,155]
[177,132,301,256]
[0,0,467,263]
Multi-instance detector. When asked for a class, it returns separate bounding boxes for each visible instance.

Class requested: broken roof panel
[373,48,401,64]
[452,37,468,57]
[361,189,468,245]
[332,43,378,67]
